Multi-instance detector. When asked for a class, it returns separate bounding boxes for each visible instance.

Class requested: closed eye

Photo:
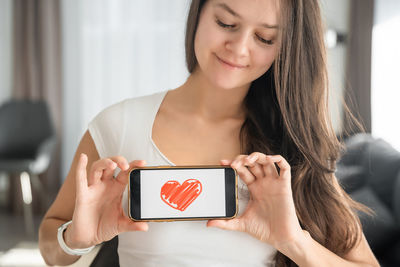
[215,19,235,29]
[216,18,274,46]
[256,35,274,45]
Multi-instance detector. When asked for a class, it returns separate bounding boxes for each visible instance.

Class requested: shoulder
[87,90,167,157]
[94,90,168,122]
[123,90,168,113]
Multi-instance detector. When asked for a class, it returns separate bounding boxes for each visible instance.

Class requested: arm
[38,131,148,266]
[208,153,379,267]
[277,230,379,267]
[39,131,99,266]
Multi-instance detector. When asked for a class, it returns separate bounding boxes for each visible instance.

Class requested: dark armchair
[0,100,56,236]
[336,133,400,266]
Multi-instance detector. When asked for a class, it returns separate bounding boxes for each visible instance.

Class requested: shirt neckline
[149,90,176,166]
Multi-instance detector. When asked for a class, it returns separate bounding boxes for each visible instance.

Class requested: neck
[173,68,250,122]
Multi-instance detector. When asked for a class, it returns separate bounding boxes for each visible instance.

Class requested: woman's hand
[207,152,305,248]
[64,154,149,249]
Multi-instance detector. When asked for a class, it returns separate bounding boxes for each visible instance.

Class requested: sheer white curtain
[320,0,350,134]
[61,0,189,177]
[372,0,400,151]
[0,0,13,105]
[0,0,12,191]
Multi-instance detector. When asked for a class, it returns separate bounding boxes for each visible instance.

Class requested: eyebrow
[215,2,279,29]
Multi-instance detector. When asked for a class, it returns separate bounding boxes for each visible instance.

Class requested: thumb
[207,218,243,232]
[119,216,149,233]
[220,159,232,166]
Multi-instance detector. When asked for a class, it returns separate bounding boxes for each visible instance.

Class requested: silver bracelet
[57,221,95,256]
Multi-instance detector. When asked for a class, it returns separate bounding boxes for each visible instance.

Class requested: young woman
[39,0,380,266]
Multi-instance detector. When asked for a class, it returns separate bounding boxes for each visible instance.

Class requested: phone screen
[129,167,237,221]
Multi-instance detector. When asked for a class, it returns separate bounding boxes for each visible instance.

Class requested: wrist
[63,223,89,249]
[57,221,95,256]
[274,230,312,265]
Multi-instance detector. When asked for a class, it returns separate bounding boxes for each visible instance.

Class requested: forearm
[38,218,81,266]
[276,231,378,267]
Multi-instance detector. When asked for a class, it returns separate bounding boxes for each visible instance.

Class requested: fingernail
[247,154,258,163]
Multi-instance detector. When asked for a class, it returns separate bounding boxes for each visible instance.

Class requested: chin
[207,77,241,90]
[209,74,250,91]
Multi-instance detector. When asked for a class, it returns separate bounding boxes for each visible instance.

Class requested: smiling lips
[215,54,247,69]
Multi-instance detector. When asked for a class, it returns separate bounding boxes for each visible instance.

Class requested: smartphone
[128,165,238,222]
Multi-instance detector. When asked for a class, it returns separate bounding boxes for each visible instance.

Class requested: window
[372,1,400,151]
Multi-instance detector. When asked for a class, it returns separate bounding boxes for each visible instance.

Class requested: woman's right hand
[64,153,149,249]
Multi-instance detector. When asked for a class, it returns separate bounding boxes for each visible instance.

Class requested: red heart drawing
[160,179,202,211]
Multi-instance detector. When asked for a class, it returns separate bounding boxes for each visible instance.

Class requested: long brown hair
[186,0,366,266]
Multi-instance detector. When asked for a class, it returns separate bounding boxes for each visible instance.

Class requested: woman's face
[194,0,280,90]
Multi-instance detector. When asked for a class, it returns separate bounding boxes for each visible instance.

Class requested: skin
[39,0,380,266]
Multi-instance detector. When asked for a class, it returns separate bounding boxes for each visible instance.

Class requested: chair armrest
[392,170,400,223]
[30,135,57,174]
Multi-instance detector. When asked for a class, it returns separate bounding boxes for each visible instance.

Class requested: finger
[102,163,117,180]
[266,155,291,180]
[245,153,259,166]
[89,158,117,185]
[75,153,88,195]
[244,153,265,178]
[231,155,247,170]
[207,218,243,232]
[246,161,265,179]
[109,156,130,171]
[102,156,129,180]
[231,157,256,185]
[128,159,147,170]
[247,152,279,178]
[231,154,247,164]
[116,160,147,184]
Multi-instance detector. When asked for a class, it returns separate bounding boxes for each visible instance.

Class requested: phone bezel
[128,165,238,222]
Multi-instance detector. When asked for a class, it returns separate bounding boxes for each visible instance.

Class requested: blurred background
[0,0,399,266]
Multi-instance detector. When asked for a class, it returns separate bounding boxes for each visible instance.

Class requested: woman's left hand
[207,152,305,248]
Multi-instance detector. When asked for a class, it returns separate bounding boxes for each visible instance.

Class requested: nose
[225,30,251,58]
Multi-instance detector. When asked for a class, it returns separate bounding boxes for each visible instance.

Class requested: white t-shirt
[88,90,277,267]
